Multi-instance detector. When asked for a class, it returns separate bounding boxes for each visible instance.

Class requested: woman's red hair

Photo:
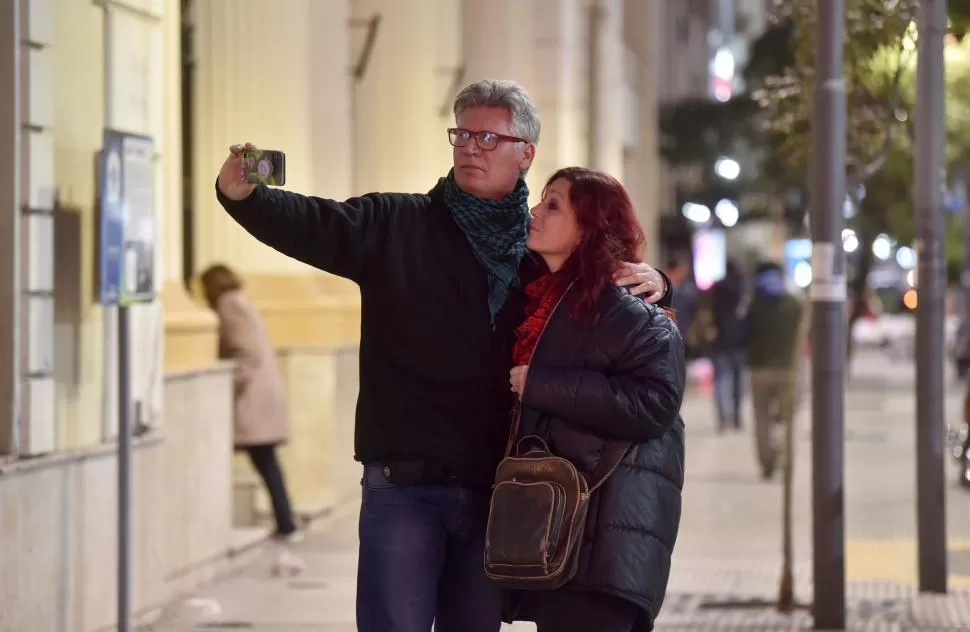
[544,167,648,323]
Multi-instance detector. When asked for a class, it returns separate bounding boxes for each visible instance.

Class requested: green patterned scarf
[438,169,530,327]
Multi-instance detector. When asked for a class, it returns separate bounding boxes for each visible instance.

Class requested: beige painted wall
[0,366,234,632]
[52,0,178,449]
[52,0,108,450]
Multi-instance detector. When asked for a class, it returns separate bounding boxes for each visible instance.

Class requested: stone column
[531,0,585,199]
[587,0,625,177]
[192,0,329,274]
[160,0,218,374]
[191,0,360,517]
[16,0,56,455]
[462,0,535,88]
[352,0,458,194]
[623,0,662,264]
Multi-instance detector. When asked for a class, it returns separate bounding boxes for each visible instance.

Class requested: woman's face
[528,178,582,272]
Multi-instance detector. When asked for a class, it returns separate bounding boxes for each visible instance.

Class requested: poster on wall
[99,128,156,306]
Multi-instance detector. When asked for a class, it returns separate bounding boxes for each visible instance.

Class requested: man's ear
[520,143,536,171]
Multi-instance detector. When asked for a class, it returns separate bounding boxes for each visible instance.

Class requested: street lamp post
[914,0,949,594]
[810,0,847,628]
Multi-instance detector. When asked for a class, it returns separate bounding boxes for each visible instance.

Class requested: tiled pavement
[149,351,970,631]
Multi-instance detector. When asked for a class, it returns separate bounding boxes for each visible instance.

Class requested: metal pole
[118,303,132,632]
[102,6,132,630]
[915,0,948,594]
[810,0,847,628]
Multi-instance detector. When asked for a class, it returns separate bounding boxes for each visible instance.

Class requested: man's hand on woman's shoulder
[613,262,667,304]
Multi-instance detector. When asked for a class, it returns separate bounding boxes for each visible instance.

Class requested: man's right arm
[215,182,389,284]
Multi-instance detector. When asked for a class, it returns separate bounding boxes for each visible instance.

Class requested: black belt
[372,459,487,488]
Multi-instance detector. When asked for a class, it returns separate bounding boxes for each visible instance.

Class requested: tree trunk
[777,398,796,613]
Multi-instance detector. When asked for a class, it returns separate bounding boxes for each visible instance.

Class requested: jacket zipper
[519,280,576,405]
[514,279,631,494]
[503,280,575,458]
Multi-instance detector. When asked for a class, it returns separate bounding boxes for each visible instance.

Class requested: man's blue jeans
[713,349,746,428]
[356,464,504,632]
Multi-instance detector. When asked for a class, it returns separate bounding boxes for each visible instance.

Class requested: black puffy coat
[514,283,686,630]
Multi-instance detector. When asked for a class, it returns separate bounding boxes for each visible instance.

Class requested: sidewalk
[149,351,970,631]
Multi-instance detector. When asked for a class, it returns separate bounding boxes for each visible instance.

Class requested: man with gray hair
[215,79,672,632]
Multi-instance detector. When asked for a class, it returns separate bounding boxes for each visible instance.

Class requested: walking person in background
[504,168,686,632]
[200,264,301,543]
[667,254,698,354]
[710,260,748,431]
[215,79,672,631]
[745,262,806,480]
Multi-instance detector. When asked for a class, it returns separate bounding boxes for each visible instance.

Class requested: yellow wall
[52,0,109,450]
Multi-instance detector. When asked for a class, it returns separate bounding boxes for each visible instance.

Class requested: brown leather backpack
[484,410,630,590]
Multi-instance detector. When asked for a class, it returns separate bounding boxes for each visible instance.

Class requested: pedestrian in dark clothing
[215,79,674,632]
[668,256,699,356]
[506,168,686,632]
[746,262,805,479]
[711,260,748,430]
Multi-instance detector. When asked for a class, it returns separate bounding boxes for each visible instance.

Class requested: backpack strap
[587,441,632,493]
[505,402,631,491]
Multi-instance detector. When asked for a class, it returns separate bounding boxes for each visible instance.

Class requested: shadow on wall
[53,200,83,394]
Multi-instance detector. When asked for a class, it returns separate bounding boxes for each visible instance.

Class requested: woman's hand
[510,365,529,396]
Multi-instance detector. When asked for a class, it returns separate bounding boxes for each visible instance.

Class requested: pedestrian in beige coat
[201,264,300,540]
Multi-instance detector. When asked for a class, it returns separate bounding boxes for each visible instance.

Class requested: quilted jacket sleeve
[522,302,687,442]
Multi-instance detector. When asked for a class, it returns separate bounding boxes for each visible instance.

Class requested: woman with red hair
[505,167,686,631]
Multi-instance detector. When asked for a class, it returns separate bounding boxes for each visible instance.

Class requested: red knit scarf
[513,273,568,366]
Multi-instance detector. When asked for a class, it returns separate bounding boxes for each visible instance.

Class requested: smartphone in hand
[243,149,286,186]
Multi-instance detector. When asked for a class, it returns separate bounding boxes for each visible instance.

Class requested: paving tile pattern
[149,352,970,632]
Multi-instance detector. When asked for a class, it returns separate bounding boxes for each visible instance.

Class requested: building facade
[0,0,667,628]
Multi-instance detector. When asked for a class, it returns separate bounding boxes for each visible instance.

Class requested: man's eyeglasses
[447,128,527,151]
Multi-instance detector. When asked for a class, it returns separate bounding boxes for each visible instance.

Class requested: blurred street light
[715,198,739,227]
[681,202,711,223]
[897,245,917,269]
[872,234,893,260]
[842,228,859,253]
[793,260,813,288]
[714,156,740,180]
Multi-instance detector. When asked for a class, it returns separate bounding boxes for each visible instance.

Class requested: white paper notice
[810,242,846,302]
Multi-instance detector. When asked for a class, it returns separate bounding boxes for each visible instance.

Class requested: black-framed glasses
[447,127,527,151]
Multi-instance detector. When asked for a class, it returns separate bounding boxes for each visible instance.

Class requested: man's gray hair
[453,79,541,145]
